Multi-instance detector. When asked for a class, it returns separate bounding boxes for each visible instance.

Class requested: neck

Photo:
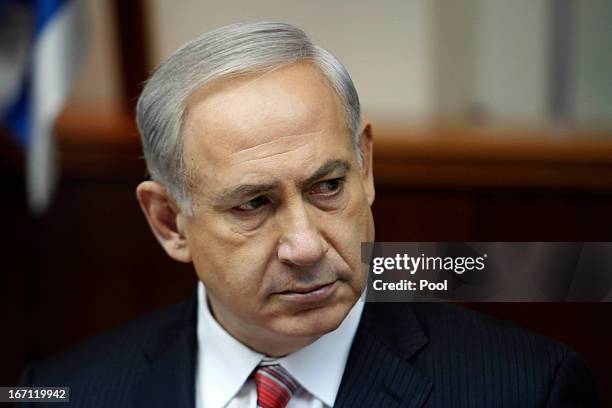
[237,330,318,358]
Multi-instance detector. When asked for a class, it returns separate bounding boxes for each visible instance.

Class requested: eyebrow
[217,159,351,205]
[303,159,351,186]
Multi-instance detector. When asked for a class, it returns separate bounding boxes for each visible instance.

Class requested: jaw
[209,284,356,357]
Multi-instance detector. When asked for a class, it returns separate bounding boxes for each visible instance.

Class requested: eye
[235,196,270,211]
[310,178,344,196]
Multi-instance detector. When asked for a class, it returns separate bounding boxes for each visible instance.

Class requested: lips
[275,280,338,304]
[280,281,335,294]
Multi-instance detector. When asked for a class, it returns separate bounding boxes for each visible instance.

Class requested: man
[20,22,601,407]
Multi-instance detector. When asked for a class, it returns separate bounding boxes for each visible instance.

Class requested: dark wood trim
[373,125,612,190]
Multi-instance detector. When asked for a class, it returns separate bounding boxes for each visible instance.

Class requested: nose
[277,202,328,266]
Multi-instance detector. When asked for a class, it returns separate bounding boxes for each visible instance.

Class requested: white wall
[68,0,610,127]
[573,0,612,125]
[147,0,435,123]
[474,0,549,122]
[431,0,481,118]
[68,0,122,113]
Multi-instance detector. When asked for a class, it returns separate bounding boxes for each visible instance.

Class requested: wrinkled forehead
[180,62,351,177]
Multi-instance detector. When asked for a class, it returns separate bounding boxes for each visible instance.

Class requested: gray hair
[136,21,361,212]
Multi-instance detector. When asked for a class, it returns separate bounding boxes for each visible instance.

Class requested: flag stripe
[4,0,72,145]
[2,0,84,214]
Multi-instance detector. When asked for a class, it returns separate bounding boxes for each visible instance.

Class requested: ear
[358,122,375,205]
[136,181,192,263]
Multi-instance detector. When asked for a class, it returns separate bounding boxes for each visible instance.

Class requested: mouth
[276,280,338,303]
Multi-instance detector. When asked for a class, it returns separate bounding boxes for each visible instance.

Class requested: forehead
[181,63,352,190]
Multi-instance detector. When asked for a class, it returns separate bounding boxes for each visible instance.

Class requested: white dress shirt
[195,281,365,408]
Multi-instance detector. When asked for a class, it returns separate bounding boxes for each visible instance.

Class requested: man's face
[179,62,374,354]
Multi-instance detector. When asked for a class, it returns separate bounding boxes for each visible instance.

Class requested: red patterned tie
[252,364,300,408]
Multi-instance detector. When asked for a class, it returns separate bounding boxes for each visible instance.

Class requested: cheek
[322,193,373,273]
[187,217,277,299]
[341,186,374,241]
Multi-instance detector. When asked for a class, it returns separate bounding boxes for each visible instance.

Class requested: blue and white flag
[1,0,85,215]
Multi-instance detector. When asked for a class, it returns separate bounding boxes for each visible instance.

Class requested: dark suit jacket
[19,294,602,407]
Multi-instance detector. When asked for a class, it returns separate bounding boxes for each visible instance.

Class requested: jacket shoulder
[407,302,569,367]
[20,295,196,389]
[407,303,601,406]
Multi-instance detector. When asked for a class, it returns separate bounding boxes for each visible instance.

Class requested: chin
[271,298,354,339]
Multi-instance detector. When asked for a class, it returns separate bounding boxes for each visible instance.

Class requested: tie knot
[252,364,300,408]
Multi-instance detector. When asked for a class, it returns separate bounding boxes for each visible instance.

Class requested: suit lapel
[334,302,432,408]
[131,295,198,408]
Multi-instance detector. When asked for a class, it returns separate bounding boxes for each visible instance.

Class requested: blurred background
[1,0,611,403]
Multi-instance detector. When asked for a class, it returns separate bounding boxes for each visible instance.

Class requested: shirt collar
[196,281,365,408]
